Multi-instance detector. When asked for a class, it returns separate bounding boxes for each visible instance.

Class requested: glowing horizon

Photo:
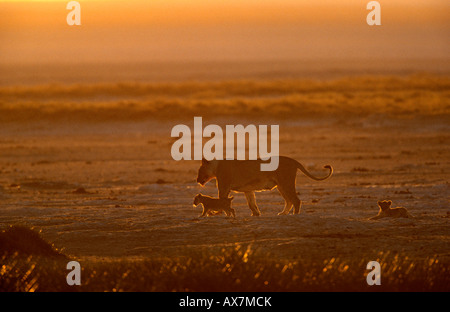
[0,0,448,63]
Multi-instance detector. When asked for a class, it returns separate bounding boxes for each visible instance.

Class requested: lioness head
[377,200,392,211]
[196,159,216,186]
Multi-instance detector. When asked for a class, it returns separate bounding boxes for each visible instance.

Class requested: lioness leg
[276,185,293,215]
[277,182,301,214]
[292,197,301,214]
[278,201,293,215]
[244,192,261,216]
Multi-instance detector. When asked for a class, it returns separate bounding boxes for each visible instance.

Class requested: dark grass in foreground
[1,226,448,292]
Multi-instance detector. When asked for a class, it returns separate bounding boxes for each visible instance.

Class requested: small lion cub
[193,194,236,218]
[370,200,412,220]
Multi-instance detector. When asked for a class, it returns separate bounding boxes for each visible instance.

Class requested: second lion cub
[370,200,412,220]
[193,194,236,218]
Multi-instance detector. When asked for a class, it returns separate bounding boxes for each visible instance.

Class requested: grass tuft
[1,226,448,292]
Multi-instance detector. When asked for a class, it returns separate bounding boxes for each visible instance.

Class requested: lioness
[193,193,235,218]
[196,156,333,216]
[370,200,412,220]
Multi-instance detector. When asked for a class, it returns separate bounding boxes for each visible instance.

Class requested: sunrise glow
[0,0,448,63]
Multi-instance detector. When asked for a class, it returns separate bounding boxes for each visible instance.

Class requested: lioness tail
[295,161,333,181]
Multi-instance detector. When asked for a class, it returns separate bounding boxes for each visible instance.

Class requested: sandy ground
[0,117,448,264]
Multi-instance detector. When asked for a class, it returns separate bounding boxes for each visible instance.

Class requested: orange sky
[0,0,448,63]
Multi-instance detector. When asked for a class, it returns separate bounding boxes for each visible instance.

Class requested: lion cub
[370,200,412,220]
[193,194,236,218]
